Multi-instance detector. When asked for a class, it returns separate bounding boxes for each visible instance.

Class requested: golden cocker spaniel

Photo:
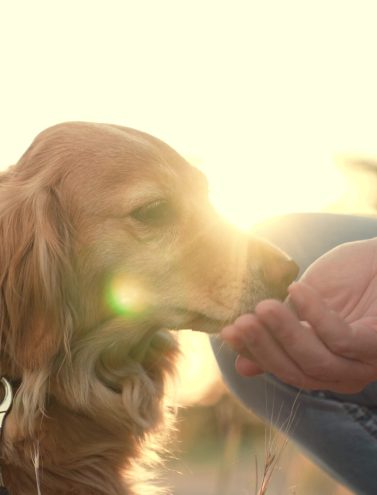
[0,122,297,494]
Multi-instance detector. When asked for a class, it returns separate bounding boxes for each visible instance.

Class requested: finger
[221,322,267,375]
[329,380,372,394]
[288,282,370,360]
[236,356,369,393]
[222,311,376,390]
[236,349,371,392]
[221,324,248,353]
[221,323,262,364]
[350,320,377,363]
[235,355,263,376]
[289,282,377,366]
[255,298,375,384]
[221,322,259,375]
[226,313,322,389]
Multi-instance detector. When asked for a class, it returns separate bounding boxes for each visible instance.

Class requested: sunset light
[204,157,349,230]
[2,2,377,494]
[2,2,377,230]
[2,1,377,410]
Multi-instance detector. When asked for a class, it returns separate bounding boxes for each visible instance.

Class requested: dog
[0,122,298,494]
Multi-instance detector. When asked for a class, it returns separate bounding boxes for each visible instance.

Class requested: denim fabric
[212,339,377,495]
[212,213,377,495]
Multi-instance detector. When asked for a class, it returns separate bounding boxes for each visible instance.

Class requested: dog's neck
[2,348,178,495]
[2,396,143,494]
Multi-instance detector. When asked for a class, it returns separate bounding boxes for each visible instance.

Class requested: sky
[2,0,377,407]
[1,0,377,227]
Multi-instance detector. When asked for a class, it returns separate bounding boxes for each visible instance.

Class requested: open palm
[221,238,377,392]
[300,239,377,363]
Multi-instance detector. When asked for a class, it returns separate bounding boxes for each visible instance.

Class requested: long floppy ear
[0,183,74,372]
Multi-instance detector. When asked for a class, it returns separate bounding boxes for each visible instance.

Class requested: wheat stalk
[254,390,301,495]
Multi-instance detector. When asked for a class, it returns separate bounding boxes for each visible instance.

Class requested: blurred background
[2,1,377,493]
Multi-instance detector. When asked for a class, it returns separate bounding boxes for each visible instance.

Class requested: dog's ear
[0,183,74,372]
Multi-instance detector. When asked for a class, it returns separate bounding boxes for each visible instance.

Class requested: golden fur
[0,122,297,494]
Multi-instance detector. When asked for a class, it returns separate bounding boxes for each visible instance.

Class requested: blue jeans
[212,213,377,495]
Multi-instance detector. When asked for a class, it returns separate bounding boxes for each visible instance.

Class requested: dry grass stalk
[254,390,301,495]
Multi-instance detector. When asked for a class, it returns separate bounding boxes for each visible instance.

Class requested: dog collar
[0,377,14,495]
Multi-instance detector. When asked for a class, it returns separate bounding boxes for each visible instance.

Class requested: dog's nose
[259,241,299,296]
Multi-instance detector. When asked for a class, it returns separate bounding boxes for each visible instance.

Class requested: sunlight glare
[172,331,223,406]
[200,156,348,230]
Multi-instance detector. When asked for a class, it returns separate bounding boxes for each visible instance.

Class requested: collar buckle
[0,379,13,430]
[0,377,14,493]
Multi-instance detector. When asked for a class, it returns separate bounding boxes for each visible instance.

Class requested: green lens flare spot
[105,274,149,319]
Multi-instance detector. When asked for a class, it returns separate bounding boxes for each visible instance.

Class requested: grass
[167,392,353,495]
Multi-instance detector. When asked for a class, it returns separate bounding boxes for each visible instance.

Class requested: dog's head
[0,122,297,437]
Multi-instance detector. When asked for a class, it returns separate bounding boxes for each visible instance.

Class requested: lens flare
[105,274,150,319]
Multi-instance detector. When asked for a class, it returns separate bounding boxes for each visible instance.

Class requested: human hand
[221,238,377,393]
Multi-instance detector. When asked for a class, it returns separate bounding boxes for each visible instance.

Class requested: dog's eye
[130,200,175,227]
